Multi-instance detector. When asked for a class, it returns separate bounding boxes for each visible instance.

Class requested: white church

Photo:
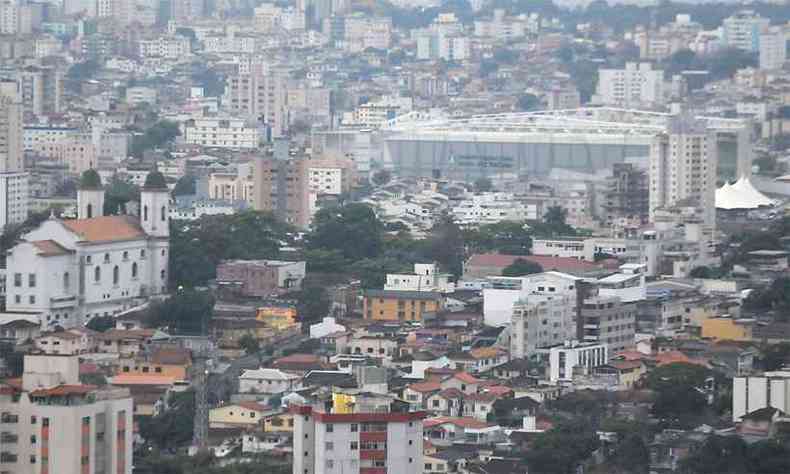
[3,169,170,329]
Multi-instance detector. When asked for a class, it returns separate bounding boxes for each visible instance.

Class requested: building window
[143,205,148,221]
[86,203,93,218]
[160,269,166,280]
[113,266,119,285]
[132,262,138,278]
[63,272,69,290]
[29,296,35,305]
[325,442,333,450]
[350,423,358,432]
[94,266,101,282]
[140,249,146,258]
[28,274,35,287]
[123,251,129,260]
[161,206,166,221]
[325,424,333,433]
[104,253,110,263]
[350,442,358,450]
[13,273,21,287]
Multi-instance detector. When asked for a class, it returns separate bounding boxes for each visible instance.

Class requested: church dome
[143,170,168,190]
[79,169,102,190]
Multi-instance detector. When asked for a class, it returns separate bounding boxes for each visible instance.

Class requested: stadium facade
[381,108,753,182]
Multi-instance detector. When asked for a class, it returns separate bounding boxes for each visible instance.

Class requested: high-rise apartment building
[0,354,134,474]
[510,294,576,358]
[579,295,636,354]
[759,27,787,70]
[18,66,63,119]
[649,116,717,227]
[596,62,665,107]
[252,155,354,228]
[291,392,424,474]
[0,1,18,35]
[722,10,770,52]
[0,80,23,174]
[602,163,649,229]
[548,340,609,383]
[223,64,288,138]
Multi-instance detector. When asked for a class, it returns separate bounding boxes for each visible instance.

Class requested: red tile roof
[408,381,442,393]
[30,384,96,397]
[32,240,72,257]
[62,216,146,243]
[452,372,481,384]
[237,401,270,412]
[466,253,601,273]
[423,417,492,430]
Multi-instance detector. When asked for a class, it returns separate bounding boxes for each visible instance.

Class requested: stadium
[381,108,753,182]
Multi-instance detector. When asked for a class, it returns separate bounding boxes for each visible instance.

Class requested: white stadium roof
[716,177,776,210]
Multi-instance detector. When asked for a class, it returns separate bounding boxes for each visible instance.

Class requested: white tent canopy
[716,176,776,210]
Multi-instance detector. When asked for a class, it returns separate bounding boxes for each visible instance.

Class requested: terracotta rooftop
[452,372,481,384]
[62,215,146,243]
[30,384,96,397]
[423,417,492,430]
[97,329,155,341]
[466,253,601,273]
[236,401,271,412]
[111,374,177,385]
[408,381,442,393]
[32,240,72,257]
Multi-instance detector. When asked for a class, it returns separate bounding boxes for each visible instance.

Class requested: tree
[103,178,140,215]
[307,203,383,263]
[130,120,181,158]
[473,177,493,192]
[611,434,649,474]
[689,266,713,279]
[172,175,196,197]
[525,420,600,474]
[760,342,790,371]
[744,277,790,314]
[138,390,195,450]
[148,289,215,335]
[502,258,543,277]
[371,170,392,186]
[424,216,465,276]
[283,285,331,329]
[238,334,260,355]
[646,362,713,426]
[529,206,576,237]
[747,439,790,474]
[517,93,541,111]
[349,257,411,289]
[86,316,115,332]
[169,211,291,287]
[680,435,748,474]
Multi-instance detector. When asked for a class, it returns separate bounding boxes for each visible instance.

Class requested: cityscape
[0,0,788,473]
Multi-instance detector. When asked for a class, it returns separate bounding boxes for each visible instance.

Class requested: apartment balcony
[360,450,386,461]
[50,295,77,309]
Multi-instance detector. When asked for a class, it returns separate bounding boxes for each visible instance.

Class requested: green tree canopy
[680,435,749,474]
[131,120,181,158]
[517,93,541,111]
[525,420,600,474]
[307,203,383,263]
[172,175,197,197]
[371,169,392,186]
[502,258,543,277]
[238,333,260,355]
[148,289,215,335]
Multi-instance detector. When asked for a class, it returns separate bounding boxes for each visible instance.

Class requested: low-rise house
[271,353,334,374]
[238,368,302,395]
[242,430,292,454]
[349,335,398,359]
[35,330,92,355]
[593,360,647,389]
[491,396,539,428]
[262,411,295,432]
[423,417,505,446]
[426,388,466,417]
[447,347,508,373]
[97,329,156,357]
[404,381,442,410]
[0,319,40,344]
[736,407,789,439]
[439,372,481,395]
[209,402,273,429]
[465,392,497,421]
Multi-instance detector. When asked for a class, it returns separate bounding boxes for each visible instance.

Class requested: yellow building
[362,290,444,322]
[256,305,299,330]
[263,412,295,432]
[702,317,754,342]
[209,402,272,429]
